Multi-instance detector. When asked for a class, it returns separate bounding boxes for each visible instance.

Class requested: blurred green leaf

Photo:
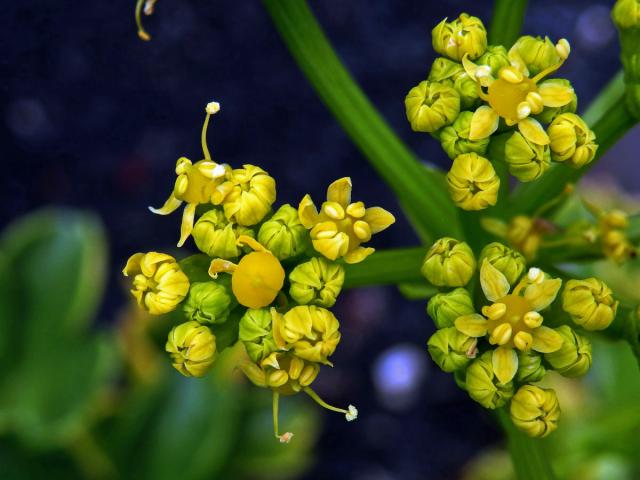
[343,247,425,288]
[489,0,529,47]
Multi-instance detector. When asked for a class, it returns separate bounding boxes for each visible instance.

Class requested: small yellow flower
[165,321,216,377]
[239,308,280,363]
[510,385,560,438]
[548,113,598,167]
[440,111,490,160]
[298,177,395,264]
[504,131,551,182]
[122,252,190,315]
[241,352,321,394]
[465,351,514,409]
[427,287,475,329]
[598,209,636,263]
[479,242,526,285]
[405,81,461,132]
[150,103,228,246]
[612,0,640,29]
[257,204,309,260]
[511,36,561,76]
[446,153,500,210]
[544,325,592,377]
[432,13,487,61]
[289,257,345,308]
[455,260,564,384]
[506,215,551,260]
[462,37,573,142]
[421,237,476,287]
[213,164,277,227]
[562,278,618,331]
[191,208,255,259]
[208,235,285,309]
[427,327,478,373]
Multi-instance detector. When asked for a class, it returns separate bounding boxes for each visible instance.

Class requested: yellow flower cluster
[423,237,617,437]
[122,102,395,442]
[405,13,598,210]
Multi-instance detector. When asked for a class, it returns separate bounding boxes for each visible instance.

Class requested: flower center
[232,252,285,309]
[487,77,537,121]
[486,294,537,350]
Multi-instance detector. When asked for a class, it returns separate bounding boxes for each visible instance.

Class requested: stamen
[524,311,543,328]
[556,39,570,60]
[526,92,544,114]
[513,331,533,351]
[527,267,544,284]
[273,392,294,443]
[135,0,151,41]
[499,67,523,84]
[482,303,507,320]
[304,387,356,421]
[516,102,531,120]
[201,102,221,161]
[489,323,512,346]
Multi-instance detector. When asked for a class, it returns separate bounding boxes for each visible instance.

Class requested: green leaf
[489,0,529,47]
[343,247,425,288]
[262,0,463,243]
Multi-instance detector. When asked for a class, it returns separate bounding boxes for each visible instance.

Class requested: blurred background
[1,0,639,479]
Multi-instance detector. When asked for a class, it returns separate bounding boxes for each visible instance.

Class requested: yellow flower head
[510,385,560,438]
[192,208,255,259]
[241,352,320,395]
[405,81,461,133]
[432,13,487,61]
[149,102,228,247]
[213,164,277,227]
[298,177,395,264]
[455,260,564,384]
[208,235,285,309]
[446,153,500,210]
[598,209,636,263]
[421,237,477,287]
[462,37,573,143]
[548,113,598,167]
[506,215,551,260]
[562,278,618,331]
[123,252,190,315]
[272,305,341,365]
[165,321,216,377]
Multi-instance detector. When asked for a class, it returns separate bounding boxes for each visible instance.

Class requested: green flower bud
[479,242,526,286]
[289,257,344,308]
[466,351,514,409]
[427,327,477,372]
[192,209,254,259]
[421,237,477,287]
[454,369,467,390]
[183,281,235,325]
[166,321,216,377]
[510,385,560,438]
[516,350,546,383]
[427,57,465,83]
[548,113,598,168]
[612,0,640,29]
[432,13,487,61]
[405,81,460,133]
[562,278,618,331]
[427,288,475,329]
[535,79,577,124]
[477,45,510,76]
[257,204,309,260]
[454,74,480,110]
[440,112,490,160]
[239,308,278,363]
[504,131,551,182]
[511,35,561,76]
[544,325,592,377]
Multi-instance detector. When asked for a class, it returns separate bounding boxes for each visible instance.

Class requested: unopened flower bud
[432,13,487,61]
[544,325,592,377]
[258,204,309,260]
[535,79,577,124]
[612,0,640,29]
[504,131,551,182]
[446,153,500,210]
[548,113,598,168]
[289,257,344,308]
[183,281,235,325]
[466,351,515,409]
[477,45,510,76]
[427,327,477,372]
[516,350,546,383]
[454,74,481,110]
[405,81,460,132]
[510,385,560,438]
[479,242,527,286]
[511,36,561,76]
[421,237,477,287]
[123,252,190,315]
[427,288,475,329]
[166,321,216,377]
[428,57,465,83]
[562,278,618,331]
[192,209,255,259]
[440,111,490,160]
[239,308,278,363]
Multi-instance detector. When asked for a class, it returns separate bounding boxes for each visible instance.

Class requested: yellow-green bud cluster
[422,238,614,438]
[612,0,640,117]
[405,13,598,210]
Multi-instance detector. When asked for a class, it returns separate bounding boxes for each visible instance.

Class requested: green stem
[343,247,425,288]
[262,0,463,243]
[496,408,556,480]
[582,70,625,126]
[489,0,529,46]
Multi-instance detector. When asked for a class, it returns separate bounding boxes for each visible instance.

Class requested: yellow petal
[312,233,350,261]
[454,314,489,337]
[139,252,175,277]
[525,277,562,311]
[208,258,237,278]
[480,259,510,302]
[122,253,145,276]
[149,193,182,215]
[469,106,499,140]
[298,194,319,228]
[492,346,518,384]
[539,82,574,108]
[531,326,563,353]
[507,45,529,76]
[326,177,352,207]
[518,118,549,145]
[177,203,196,247]
[364,207,396,233]
[343,246,375,264]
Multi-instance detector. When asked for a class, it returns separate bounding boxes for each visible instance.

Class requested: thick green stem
[489,0,529,46]
[262,0,463,243]
[343,247,425,288]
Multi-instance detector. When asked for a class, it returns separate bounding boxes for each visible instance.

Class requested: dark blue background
[1,1,634,478]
